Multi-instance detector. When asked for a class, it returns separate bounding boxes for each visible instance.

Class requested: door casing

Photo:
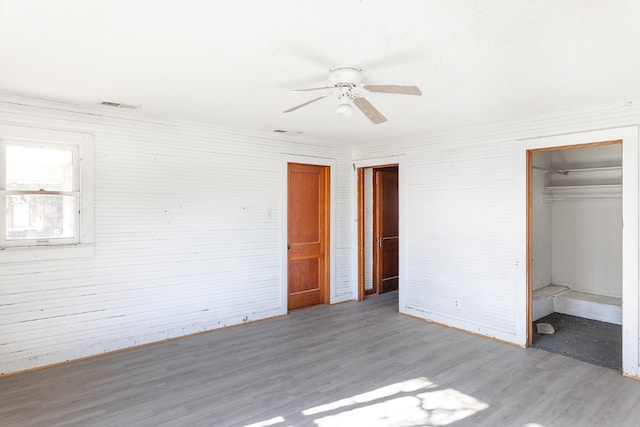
[516,126,639,377]
[354,156,405,308]
[287,162,330,310]
[373,167,399,294]
[281,155,336,312]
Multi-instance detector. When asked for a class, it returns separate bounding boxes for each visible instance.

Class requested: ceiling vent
[99,101,138,110]
[273,129,303,135]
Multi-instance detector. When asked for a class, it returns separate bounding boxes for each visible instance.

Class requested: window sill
[0,243,94,263]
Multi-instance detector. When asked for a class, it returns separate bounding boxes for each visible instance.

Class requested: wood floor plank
[2,291,640,426]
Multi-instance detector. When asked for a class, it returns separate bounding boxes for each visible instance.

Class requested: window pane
[5,195,76,240]
[6,145,74,191]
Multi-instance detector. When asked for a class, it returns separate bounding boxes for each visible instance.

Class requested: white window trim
[0,125,94,262]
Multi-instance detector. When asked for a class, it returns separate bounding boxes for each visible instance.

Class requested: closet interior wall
[532,144,623,299]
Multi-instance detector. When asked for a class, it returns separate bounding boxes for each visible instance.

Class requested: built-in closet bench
[533,284,621,325]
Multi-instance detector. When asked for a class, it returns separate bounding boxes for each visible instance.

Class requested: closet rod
[532,165,568,175]
[561,166,621,173]
[532,165,621,174]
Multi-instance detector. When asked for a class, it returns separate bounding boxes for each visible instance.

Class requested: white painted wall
[355,134,524,342]
[531,152,552,291]
[0,95,353,375]
[551,197,622,297]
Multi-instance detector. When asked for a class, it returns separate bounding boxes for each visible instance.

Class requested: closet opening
[528,141,622,370]
[357,165,399,305]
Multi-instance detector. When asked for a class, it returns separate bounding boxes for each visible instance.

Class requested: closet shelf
[543,184,621,201]
[544,184,621,190]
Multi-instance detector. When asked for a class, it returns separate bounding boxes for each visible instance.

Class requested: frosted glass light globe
[336,102,354,117]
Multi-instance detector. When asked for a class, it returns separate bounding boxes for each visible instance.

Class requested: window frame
[1,140,80,246]
[0,125,94,262]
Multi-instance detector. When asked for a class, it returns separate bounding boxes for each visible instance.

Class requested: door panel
[288,163,329,310]
[374,168,399,294]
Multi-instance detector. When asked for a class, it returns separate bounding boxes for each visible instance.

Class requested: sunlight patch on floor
[308,377,488,426]
[302,377,436,416]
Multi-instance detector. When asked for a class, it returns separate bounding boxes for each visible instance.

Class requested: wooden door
[374,167,399,294]
[288,163,329,310]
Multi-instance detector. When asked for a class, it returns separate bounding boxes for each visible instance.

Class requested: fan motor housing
[329,66,362,86]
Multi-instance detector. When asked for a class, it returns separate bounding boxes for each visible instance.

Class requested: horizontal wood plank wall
[0,95,352,375]
[353,99,640,344]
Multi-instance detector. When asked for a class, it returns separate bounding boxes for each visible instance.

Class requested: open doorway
[358,165,399,301]
[528,141,622,370]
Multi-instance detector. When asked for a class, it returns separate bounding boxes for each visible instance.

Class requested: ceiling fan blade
[292,86,335,92]
[353,97,387,124]
[363,85,422,96]
[283,95,328,113]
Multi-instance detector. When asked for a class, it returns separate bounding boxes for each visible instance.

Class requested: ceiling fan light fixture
[284,64,421,124]
[336,102,354,118]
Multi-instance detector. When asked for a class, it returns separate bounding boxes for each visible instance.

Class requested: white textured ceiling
[2,1,640,143]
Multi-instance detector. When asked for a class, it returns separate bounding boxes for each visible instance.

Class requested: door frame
[352,155,406,310]
[516,126,639,377]
[281,155,336,312]
[358,165,399,297]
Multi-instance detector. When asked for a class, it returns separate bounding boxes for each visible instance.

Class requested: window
[2,143,78,245]
[0,125,94,262]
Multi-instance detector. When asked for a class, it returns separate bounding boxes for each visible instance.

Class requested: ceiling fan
[283,66,422,124]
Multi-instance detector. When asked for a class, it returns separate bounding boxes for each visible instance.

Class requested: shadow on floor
[533,312,621,371]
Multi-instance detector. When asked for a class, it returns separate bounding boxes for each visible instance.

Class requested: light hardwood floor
[2,291,640,427]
